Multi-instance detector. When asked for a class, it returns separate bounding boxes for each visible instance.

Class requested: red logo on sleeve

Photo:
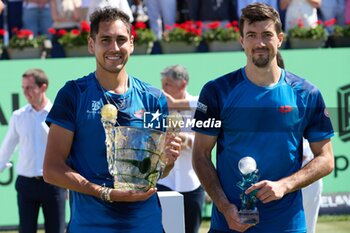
[279,105,293,113]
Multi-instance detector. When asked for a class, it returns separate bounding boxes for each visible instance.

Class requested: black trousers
[15,175,66,233]
[157,184,205,233]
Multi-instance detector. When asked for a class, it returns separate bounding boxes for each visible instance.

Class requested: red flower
[80,21,90,33]
[231,20,239,27]
[162,21,202,45]
[324,18,337,27]
[71,29,80,35]
[207,21,221,30]
[316,20,323,25]
[12,27,19,33]
[48,28,56,35]
[174,23,182,29]
[15,29,33,38]
[135,22,147,29]
[195,21,203,28]
[131,23,156,45]
[164,25,172,31]
[58,29,67,36]
[131,26,137,38]
[225,23,232,29]
[0,29,6,37]
[297,19,304,28]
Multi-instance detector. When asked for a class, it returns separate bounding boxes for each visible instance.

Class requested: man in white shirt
[158,64,205,233]
[0,0,4,14]
[0,69,66,233]
[302,139,323,233]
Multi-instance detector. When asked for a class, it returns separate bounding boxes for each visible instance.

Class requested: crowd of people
[0,0,350,56]
[0,2,337,233]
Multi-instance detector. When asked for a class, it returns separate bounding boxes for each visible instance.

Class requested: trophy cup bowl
[106,126,167,191]
[237,156,260,224]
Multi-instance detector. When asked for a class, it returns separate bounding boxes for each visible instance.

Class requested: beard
[252,48,270,68]
[253,56,269,67]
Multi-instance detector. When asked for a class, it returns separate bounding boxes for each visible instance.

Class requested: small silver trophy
[237,156,260,224]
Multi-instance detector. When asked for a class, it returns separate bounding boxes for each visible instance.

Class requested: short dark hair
[89,7,131,40]
[22,68,49,88]
[239,3,282,36]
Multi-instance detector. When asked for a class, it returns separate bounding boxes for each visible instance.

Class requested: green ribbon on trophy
[236,156,260,224]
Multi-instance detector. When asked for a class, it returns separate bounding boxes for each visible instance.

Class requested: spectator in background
[22,0,53,38]
[347,0,350,23]
[0,0,4,14]
[176,0,190,23]
[145,0,176,40]
[3,0,23,38]
[51,0,81,31]
[158,64,205,233]
[0,69,66,233]
[320,0,346,32]
[80,0,90,20]
[129,0,148,22]
[50,0,81,57]
[302,139,323,233]
[236,0,278,18]
[87,0,133,22]
[280,0,321,32]
[188,0,236,24]
[320,0,346,25]
[187,0,236,52]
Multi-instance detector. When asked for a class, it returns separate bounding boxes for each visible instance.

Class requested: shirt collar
[27,100,52,113]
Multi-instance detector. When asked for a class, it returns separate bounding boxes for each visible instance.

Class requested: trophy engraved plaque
[100,104,167,191]
[236,156,260,224]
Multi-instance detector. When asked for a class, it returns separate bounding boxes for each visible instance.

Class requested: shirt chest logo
[278,105,293,113]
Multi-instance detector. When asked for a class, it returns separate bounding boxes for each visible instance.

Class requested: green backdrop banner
[0,48,349,226]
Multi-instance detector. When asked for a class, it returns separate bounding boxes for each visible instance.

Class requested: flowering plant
[8,28,46,49]
[203,21,240,42]
[332,22,350,38]
[162,21,202,45]
[132,22,156,46]
[288,19,326,40]
[50,21,90,48]
[0,28,5,49]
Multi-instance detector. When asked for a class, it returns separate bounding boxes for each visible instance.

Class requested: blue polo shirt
[47,72,168,232]
[193,68,333,233]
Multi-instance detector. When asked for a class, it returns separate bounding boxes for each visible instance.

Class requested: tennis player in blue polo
[43,7,181,233]
[192,3,334,233]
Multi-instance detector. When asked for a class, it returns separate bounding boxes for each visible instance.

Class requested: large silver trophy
[100,104,167,191]
[236,156,260,224]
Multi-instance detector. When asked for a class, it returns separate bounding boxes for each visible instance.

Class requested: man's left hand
[245,180,287,203]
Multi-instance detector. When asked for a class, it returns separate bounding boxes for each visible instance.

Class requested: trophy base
[238,209,259,224]
[114,181,151,191]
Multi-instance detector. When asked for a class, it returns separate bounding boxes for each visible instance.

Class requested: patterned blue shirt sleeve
[192,81,221,136]
[304,89,334,142]
[46,81,77,132]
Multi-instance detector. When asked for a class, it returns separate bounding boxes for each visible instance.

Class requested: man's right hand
[109,187,157,202]
[221,203,254,232]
